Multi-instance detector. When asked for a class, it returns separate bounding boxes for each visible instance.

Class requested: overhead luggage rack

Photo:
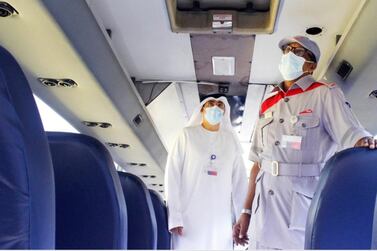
[165,0,280,34]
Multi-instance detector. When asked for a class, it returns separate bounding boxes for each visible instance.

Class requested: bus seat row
[0,45,170,249]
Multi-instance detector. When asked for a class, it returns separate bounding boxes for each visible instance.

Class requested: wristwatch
[241,208,252,215]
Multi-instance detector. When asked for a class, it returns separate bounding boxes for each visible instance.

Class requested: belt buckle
[271,161,279,176]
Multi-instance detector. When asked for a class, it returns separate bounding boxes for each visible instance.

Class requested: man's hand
[355,137,377,149]
[170,226,184,236]
[233,213,251,246]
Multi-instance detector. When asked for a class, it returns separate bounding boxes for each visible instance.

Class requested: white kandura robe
[165,125,248,250]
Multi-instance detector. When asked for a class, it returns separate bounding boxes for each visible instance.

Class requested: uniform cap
[278,36,320,62]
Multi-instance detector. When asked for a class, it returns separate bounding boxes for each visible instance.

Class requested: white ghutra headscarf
[187,96,243,153]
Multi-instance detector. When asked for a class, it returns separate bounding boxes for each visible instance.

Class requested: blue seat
[0,46,55,249]
[305,147,377,249]
[373,195,377,249]
[118,172,157,249]
[48,132,127,249]
[149,189,171,249]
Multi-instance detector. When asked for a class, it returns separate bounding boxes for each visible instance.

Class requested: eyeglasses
[282,45,316,63]
[203,100,226,110]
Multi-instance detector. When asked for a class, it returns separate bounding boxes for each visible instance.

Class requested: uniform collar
[278,75,316,92]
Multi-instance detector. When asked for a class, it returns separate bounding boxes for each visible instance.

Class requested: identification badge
[206,169,218,176]
[281,135,302,150]
[205,154,218,176]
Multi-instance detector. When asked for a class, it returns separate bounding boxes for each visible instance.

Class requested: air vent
[106,142,130,149]
[38,78,78,88]
[0,2,18,17]
[141,175,156,178]
[39,78,59,87]
[82,121,112,128]
[151,184,158,186]
[58,79,78,87]
[126,162,147,167]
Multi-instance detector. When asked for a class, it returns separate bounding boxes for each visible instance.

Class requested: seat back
[149,189,171,249]
[305,147,377,249]
[0,46,55,249]
[48,132,127,249]
[118,172,157,249]
[372,195,377,249]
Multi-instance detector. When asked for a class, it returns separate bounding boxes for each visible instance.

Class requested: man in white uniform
[233,36,377,249]
[165,96,248,250]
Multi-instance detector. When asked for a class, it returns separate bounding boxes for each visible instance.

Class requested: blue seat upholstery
[372,195,377,249]
[149,189,171,249]
[305,147,377,249]
[118,172,157,249]
[48,132,127,249]
[0,46,55,249]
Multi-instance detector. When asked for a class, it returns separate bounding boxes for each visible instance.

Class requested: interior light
[212,56,235,76]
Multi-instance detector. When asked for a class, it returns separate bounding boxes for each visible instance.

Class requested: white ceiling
[87,0,364,85]
[249,0,364,84]
[87,0,196,81]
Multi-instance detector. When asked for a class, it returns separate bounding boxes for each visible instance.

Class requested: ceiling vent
[106,142,130,149]
[165,0,280,34]
[0,2,18,17]
[39,78,78,88]
[82,121,112,128]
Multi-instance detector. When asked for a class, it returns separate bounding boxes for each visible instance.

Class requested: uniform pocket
[288,178,318,231]
[258,117,274,147]
[294,115,320,150]
[288,190,312,231]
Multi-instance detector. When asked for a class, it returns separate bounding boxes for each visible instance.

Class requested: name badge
[281,135,302,150]
[206,169,218,176]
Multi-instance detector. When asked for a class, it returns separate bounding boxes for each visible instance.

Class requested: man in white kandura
[165,96,248,250]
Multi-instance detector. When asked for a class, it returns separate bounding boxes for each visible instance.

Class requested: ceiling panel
[87,0,196,81]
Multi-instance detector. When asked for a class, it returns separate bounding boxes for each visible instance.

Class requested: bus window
[33,95,79,133]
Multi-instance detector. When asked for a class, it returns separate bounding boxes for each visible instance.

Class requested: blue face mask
[204,106,224,125]
[278,51,307,81]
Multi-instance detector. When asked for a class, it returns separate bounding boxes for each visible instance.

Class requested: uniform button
[284,97,289,102]
[275,141,280,146]
[268,190,274,195]
[279,118,284,123]
[302,123,307,128]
